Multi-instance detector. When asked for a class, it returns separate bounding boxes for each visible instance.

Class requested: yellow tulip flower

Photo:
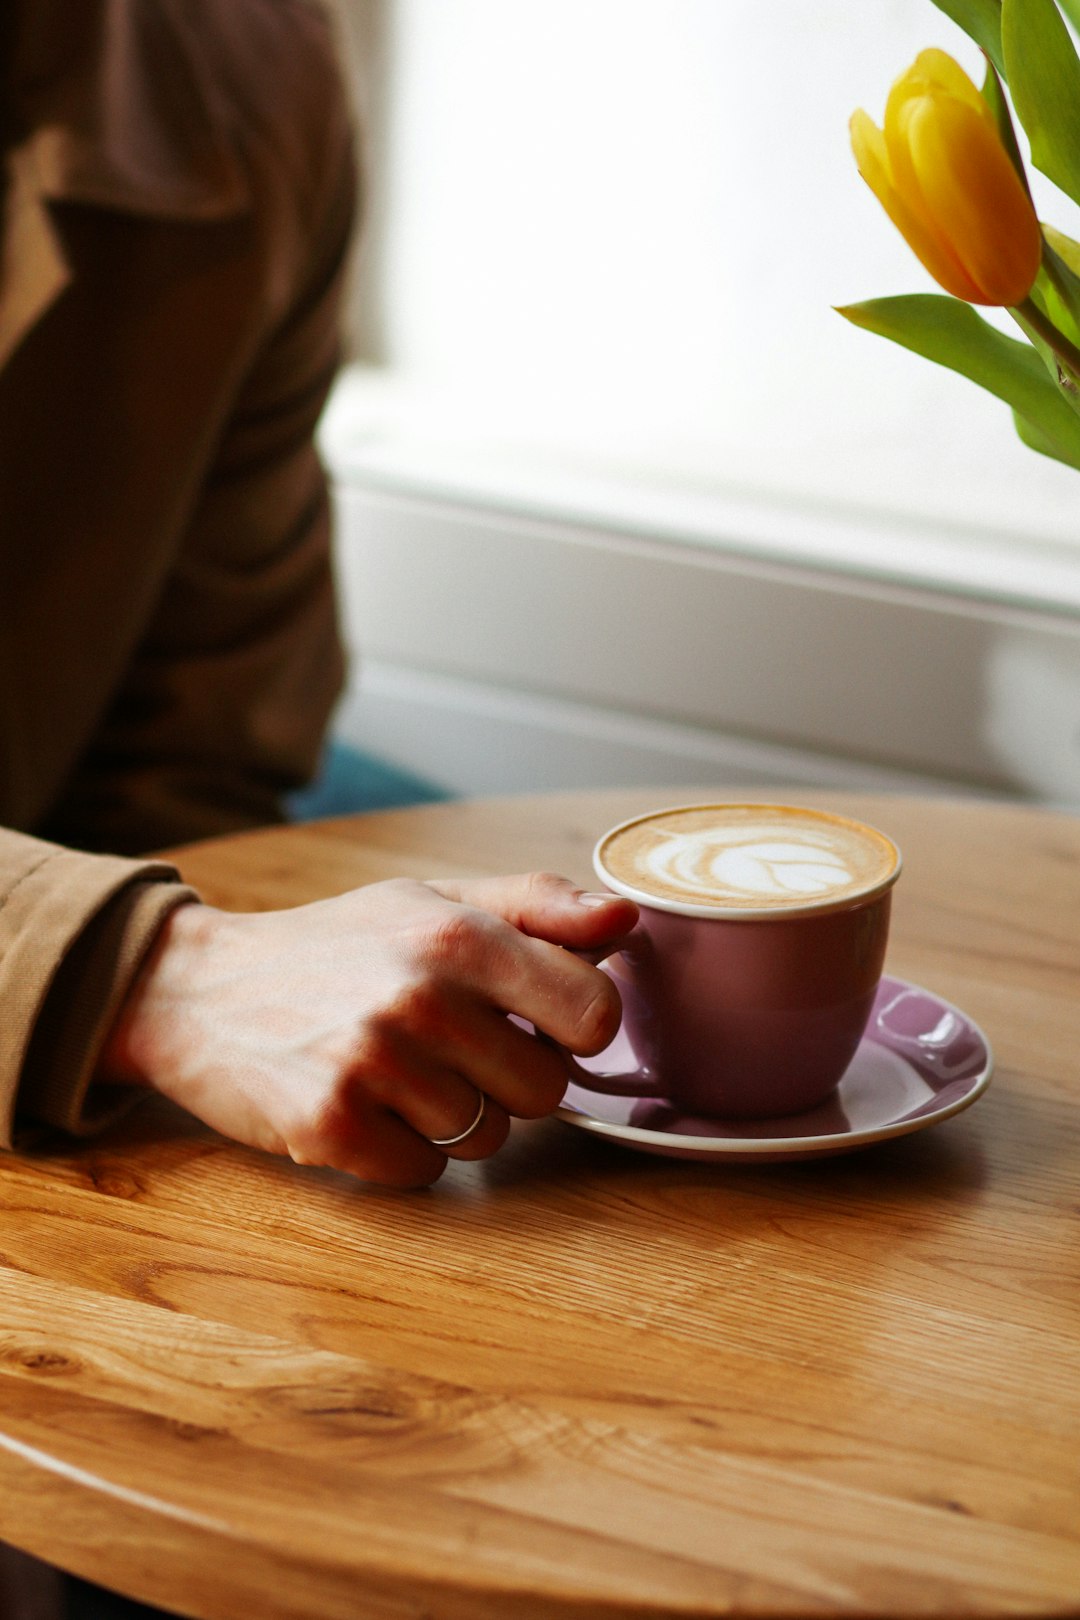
[851,49,1042,306]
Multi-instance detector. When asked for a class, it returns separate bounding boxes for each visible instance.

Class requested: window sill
[322,366,1080,618]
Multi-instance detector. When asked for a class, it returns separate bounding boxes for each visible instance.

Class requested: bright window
[332,0,1080,598]
[325,1,1080,808]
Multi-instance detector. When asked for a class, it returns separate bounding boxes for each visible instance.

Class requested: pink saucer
[557,977,992,1162]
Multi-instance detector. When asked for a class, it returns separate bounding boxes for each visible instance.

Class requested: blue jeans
[286,739,451,821]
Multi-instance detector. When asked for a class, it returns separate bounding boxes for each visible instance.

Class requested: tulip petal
[850,109,984,302]
[849,109,892,198]
[884,51,998,204]
[906,94,1042,303]
[880,67,993,301]
[904,48,988,115]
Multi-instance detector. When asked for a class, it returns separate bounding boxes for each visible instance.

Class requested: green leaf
[1055,0,1080,34]
[1013,407,1080,467]
[930,0,1005,77]
[1003,0,1080,207]
[980,58,1030,191]
[837,292,1080,469]
[1044,224,1080,279]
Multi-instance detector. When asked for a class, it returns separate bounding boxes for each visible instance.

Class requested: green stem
[1016,295,1080,383]
[1040,244,1080,333]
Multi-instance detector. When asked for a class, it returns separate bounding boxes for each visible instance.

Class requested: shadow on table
[473,1108,991,1203]
[44,1076,994,1216]
[0,1546,173,1620]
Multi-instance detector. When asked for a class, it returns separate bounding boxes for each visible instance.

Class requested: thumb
[430,871,638,948]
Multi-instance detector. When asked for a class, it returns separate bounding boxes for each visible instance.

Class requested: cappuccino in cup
[597,804,899,915]
[557,803,902,1119]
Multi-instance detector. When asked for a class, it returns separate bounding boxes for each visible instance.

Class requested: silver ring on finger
[428,1091,487,1149]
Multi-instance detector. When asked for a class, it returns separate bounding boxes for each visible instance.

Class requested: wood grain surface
[1,789,1078,1619]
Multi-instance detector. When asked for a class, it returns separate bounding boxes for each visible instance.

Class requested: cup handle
[544,937,662,1098]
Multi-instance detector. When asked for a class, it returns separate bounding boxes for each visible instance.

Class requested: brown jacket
[0,0,354,1145]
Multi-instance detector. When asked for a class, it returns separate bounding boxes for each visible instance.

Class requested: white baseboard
[333,661,988,800]
[330,480,1080,807]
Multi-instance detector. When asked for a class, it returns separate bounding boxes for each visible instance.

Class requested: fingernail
[576,891,614,908]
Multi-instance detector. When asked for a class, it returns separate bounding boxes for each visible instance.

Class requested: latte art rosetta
[643,830,855,902]
[598,805,900,912]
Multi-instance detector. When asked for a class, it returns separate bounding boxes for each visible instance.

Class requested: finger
[426,1090,512,1162]
[401,891,626,1057]
[288,1093,449,1189]
[430,872,638,949]
[481,930,626,1057]
[380,1062,512,1160]
[347,970,574,1124]
[410,998,577,1119]
[341,1033,514,1160]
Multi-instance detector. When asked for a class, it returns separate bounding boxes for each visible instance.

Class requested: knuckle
[427,907,515,988]
[330,1025,398,1100]
[286,1091,355,1168]
[371,978,442,1041]
[426,906,494,971]
[526,870,569,906]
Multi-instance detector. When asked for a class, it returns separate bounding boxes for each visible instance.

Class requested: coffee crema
[597,804,900,913]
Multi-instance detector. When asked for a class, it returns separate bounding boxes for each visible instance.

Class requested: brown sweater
[0,0,355,1145]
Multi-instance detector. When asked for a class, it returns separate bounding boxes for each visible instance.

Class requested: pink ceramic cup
[561,804,902,1120]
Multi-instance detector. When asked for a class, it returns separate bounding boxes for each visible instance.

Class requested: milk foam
[600,807,898,911]
[643,830,853,901]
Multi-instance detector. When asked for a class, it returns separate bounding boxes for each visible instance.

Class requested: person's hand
[99,873,638,1186]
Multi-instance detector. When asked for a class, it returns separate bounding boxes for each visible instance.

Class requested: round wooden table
[1,790,1078,1619]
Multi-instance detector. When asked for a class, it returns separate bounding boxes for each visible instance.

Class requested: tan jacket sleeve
[0,828,196,1148]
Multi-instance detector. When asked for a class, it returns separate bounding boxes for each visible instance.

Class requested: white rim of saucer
[592,801,902,920]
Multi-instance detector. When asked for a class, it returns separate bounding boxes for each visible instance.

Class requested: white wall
[325,1,1080,807]
[352,0,1080,541]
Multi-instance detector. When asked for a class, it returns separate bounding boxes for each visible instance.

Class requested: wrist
[96,899,215,1087]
